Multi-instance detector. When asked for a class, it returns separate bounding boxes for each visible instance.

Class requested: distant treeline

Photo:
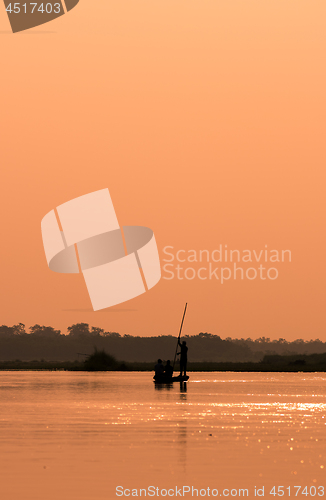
[0,323,325,362]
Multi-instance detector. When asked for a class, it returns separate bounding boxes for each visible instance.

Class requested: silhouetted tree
[90,327,105,337]
[13,323,26,336]
[103,331,121,338]
[67,323,90,337]
[29,325,61,337]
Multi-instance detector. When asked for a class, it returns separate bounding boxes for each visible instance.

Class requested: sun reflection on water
[0,371,325,497]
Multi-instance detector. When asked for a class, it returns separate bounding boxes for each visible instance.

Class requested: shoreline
[0,359,325,372]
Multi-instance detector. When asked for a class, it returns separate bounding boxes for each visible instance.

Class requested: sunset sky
[1,0,325,341]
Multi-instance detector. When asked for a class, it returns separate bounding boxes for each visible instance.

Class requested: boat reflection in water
[154,380,188,392]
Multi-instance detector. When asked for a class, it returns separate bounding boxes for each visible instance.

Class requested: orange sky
[0,0,325,340]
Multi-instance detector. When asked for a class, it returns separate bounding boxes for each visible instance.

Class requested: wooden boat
[153,303,189,384]
[153,375,189,384]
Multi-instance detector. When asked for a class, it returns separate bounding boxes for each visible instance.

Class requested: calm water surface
[0,372,325,499]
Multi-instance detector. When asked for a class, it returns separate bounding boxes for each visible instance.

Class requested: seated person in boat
[178,340,188,377]
[164,360,173,379]
[154,359,164,380]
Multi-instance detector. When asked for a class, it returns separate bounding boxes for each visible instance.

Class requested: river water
[0,372,325,500]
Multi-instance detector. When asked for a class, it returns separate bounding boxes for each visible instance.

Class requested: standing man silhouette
[178,340,188,377]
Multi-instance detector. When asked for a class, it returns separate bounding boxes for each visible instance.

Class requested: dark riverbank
[1,324,326,363]
[0,352,325,372]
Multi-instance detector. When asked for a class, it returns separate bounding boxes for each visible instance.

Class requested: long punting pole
[172,303,188,369]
